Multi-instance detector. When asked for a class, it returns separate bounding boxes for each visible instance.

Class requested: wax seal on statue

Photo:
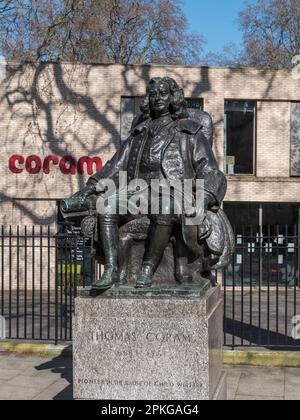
[81,216,96,238]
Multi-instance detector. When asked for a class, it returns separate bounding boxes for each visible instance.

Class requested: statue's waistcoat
[127,117,185,183]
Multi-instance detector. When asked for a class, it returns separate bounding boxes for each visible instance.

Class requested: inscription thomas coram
[91,329,199,344]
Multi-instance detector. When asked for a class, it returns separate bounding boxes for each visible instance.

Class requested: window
[225,101,256,175]
[120,97,204,141]
[186,98,203,111]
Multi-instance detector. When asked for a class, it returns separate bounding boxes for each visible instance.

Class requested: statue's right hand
[72,191,88,206]
[72,184,96,205]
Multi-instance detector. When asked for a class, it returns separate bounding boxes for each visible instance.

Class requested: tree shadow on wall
[1,61,126,224]
[1,61,214,225]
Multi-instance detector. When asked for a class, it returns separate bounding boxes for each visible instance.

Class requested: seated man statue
[61,77,234,291]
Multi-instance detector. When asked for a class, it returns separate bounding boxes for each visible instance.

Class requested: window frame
[224,99,257,176]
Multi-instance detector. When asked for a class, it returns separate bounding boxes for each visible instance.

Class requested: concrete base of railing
[1,341,300,368]
[224,349,300,368]
[0,341,72,357]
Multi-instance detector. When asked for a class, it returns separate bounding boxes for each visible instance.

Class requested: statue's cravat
[148,114,173,137]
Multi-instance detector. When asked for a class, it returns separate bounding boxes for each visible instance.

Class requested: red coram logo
[9,155,103,175]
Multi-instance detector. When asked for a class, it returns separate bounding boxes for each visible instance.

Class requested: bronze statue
[61,77,234,292]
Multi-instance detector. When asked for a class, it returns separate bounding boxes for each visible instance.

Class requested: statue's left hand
[185,208,197,218]
[185,194,214,218]
[204,193,216,211]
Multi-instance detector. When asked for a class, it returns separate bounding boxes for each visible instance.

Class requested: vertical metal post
[16,226,20,338]
[258,204,263,345]
[223,266,227,348]
[241,225,245,347]
[285,224,288,346]
[259,204,263,287]
[55,234,59,345]
[1,226,4,318]
[249,225,253,346]
[295,224,298,335]
[232,226,236,349]
[47,226,50,341]
[39,225,43,340]
[32,226,35,340]
[267,224,271,345]
[276,224,280,346]
[24,226,27,339]
[9,226,12,339]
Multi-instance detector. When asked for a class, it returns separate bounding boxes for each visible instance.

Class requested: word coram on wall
[9,155,103,176]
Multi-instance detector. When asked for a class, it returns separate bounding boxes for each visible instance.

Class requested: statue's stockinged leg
[119,236,135,284]
[173,227,195,284]
[136,218,174,289]
[92,215,120,290]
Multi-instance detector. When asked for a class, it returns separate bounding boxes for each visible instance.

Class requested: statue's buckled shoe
[92,265,119,290]
[135,265,154,289]
[201,271,217,287]
[175,273,193,285]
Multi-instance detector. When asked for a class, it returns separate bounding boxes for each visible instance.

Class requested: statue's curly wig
[140,77,188,120]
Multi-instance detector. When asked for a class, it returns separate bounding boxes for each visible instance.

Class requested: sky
[183,0,246,54]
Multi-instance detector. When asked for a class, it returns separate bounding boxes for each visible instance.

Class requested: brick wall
[0,61,299,290]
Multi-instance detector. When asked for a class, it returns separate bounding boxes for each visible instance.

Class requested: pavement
[224,365,300,400]
[0,353,72,400]
[0,353,299,400]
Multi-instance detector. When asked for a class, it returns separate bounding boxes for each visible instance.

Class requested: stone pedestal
[73,284,226,400]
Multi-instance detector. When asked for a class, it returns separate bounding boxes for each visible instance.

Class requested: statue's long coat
[88,117,234,269]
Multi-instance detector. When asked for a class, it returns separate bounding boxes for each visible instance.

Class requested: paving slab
[236,367,285,398]
[0,369,22,381]
[235,395,284,400]
[225,367,243,400]
[7,374,61,389]
[284,368,300,400]
[285,395,300,400]
[0,384,42,400]
[0,353,299,400]
[33,380,73,401]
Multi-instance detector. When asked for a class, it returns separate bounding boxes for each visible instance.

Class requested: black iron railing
[224,225,300,349]
[0,226,99,343]
[0,225,300,349]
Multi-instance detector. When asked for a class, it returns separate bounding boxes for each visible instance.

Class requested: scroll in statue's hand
[72,184,97,206]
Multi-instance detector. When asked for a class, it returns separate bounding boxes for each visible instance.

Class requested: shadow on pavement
[224,317,300,350]
[35,355,73,400]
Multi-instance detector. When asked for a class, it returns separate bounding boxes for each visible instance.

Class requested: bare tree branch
[0,0,205,65]
[238,0,300,69]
